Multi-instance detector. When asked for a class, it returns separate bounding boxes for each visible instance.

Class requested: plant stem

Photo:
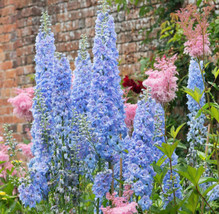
[96,158,102,214]
[119,158,123,197]
[196,186,216,214]
[214,135,219,180]
[109,161,114,194]
[169,157,177,207]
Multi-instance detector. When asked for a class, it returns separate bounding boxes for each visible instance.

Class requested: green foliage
[156,142,179,159]
[177,165,205,186]
[183,86,205,104]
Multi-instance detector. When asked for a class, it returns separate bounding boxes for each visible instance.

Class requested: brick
[0,106,13,114]
[0,61,13,70]
[0,52,5,61]
[23,65,34,74]
[0,16,12,24]
[0,88,10,97]
[3,0,16,6]
[5,69,16,79]
[2,23,15,33]
[3,79,16,87]
[1,5,15,16]
[0,34,11,43]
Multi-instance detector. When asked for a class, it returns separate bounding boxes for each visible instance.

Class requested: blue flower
[123,95,161,210]
[71,35,92,115]
[88,3,127,162]
[186,59,207,165]
[19,12,56,207]
[208,184,219,201]
[92,169,113,198]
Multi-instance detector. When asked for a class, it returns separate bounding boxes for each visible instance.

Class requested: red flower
[122,76,145,94]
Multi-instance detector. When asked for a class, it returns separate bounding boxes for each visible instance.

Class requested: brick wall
[0,0,157,141]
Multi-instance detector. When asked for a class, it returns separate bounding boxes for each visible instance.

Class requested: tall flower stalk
[88,0,127,166]
[186,59,207,166]
[18,12,56,208]
[49,54,79,213]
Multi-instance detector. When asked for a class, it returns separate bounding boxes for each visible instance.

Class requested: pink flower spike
[124,103,138,130]
[177,4,214,58]
[0,136,3,142]
[8,87,34,121]
[17,143,33,159]
[143,54,178,103]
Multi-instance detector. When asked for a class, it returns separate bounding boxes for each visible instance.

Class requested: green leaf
[177,142,187,149]
[177,166,205,186]
[169,123,186,139]
[195,102,219,119]
[208,82,219,91]
[183,87,204,104]
[155,141,178,158]
[197,0,202,6]
[199,177,218,185]
[212,67,219,79]
[197,151,206,161]
[185,189,199,213]
[211,106,219,122]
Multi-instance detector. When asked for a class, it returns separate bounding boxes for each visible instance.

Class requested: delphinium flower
[162,153,183,207]
[101,184,138,214]
[208,184,219,201]
[123,93,160,210]
[71,35,96,177]
[186,59,206,166]
[71,34,92,114]
[177,4,213,58]
[88,0,127,162]
[123,89,182,210]
[143,55,178,104]
[153,102,182,206]
[92,169,113,199]
[18,12,56,207]
[8,87,34,122]
[49,54,80,212]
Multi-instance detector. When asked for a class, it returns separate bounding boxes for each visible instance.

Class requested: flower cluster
[122,75,145,94]
[71,34,92,114]
[124,103,137,131]
[208,184,219,201]
[123,95,161,210]
[88,3,127,161]
[0,129,32,184]
[186,59,206,165]
[101,185,138,214]
[162,153,183,206]
[177,4,213,58]
[19,12,56,207]
[8,87,34,122]
[92,169,113,199]
[49,54,80,211]
[143,55,178,103]
[152,102,182,206]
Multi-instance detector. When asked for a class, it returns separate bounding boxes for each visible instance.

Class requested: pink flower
[143,55,178,103]
[0,136,3,142]
[124,103,137,129]
[0,151,15,179]
[8,87,34,121]
[17,143,33,159]
[177,4,213,58]
[101,203,138,214]
[184,34,211,58]
[101,185,138,214]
